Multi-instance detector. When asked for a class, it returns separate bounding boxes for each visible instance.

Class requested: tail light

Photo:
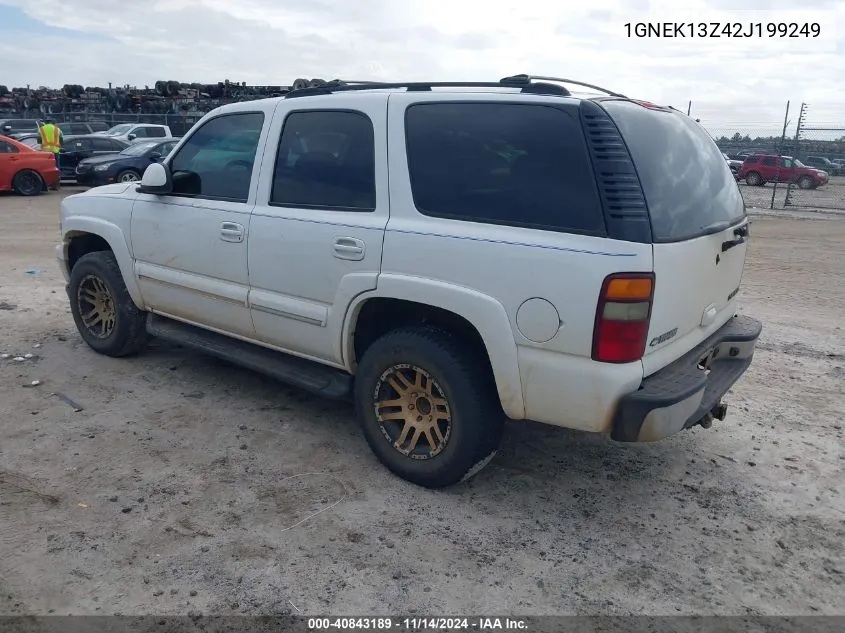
[592,273,655,364]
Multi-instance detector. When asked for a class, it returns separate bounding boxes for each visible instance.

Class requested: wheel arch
[341,274,525,419]
[61,219,145,309]
[13,168,45,193]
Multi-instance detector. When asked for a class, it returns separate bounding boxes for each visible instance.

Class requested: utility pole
[784,102,807,207]
[770,100,790,210]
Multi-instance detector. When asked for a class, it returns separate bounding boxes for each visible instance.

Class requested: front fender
[342,274,525,420]
[61,216,145,309]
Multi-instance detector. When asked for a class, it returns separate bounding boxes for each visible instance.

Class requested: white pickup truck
[56,76,762,488]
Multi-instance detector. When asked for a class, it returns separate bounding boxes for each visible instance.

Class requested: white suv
[56,76,762,488]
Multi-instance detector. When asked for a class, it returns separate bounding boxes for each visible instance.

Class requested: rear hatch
[601,100,749,377]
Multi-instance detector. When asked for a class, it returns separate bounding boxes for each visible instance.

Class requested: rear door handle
[333,237,365,260]
[220,222,245,243]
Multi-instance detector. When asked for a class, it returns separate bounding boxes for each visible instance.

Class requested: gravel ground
[0,188,843,617]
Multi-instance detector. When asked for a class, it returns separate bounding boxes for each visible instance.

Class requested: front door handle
[220,222,245,243]
[333,237,365,261]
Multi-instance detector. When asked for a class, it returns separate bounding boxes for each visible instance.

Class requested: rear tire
[354,327,504,489]
[68,251,148,357]
[12,170,44,196]
[744,172,763,186]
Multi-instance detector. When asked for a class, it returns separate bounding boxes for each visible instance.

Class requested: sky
[0,0,843,137]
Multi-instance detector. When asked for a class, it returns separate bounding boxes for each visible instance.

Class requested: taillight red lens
[592,273,655,364]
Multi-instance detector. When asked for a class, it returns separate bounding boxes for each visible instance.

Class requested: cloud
[0,0,843,130]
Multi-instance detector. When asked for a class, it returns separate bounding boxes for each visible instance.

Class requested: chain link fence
[699,101,845,212]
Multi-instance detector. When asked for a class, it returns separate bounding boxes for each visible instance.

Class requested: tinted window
[602,100,745,242]
[89,122,109,132]
[744,156,759,164]
[271,110,375,211]
[64,139,91,152]
[405,103,605,234]
[130,127,147,138]
[120,141,159,156]
[158,141,178,157]
[0,141,18,153]
[168,112,264,202]
[762,157,777,166]
[145,127,166,138]
[70,124,90,135]
[781,158,792,168]
[91,138,122,151]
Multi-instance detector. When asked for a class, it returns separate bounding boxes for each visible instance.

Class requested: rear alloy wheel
[116,169,140,183]
[797,176,814,190]
[744,172,763,186]
[12,170,43,196]
[355,327,504,488]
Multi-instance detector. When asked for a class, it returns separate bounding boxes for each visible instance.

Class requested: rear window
[602,100,745,242]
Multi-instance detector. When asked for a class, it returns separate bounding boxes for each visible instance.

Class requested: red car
[738,154,829,189]
[0,134,61,196]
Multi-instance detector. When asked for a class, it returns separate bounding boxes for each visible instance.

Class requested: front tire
[68,251,148,357]
[354,327,504,488]
[797,176,814,190]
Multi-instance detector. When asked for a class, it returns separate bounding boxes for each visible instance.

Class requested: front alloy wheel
[76,274,117,339]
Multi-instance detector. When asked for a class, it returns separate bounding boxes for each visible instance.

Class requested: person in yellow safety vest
[39,118,63,170]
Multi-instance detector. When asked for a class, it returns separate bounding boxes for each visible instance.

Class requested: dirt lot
[0,188,843,617]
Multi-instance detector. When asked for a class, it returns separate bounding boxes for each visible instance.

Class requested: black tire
[744,172,763,186]
[354,326,504,488]
[115,169,141,183]
[68,251,148,357]
[12,170,44,196]
[797,176,814,190]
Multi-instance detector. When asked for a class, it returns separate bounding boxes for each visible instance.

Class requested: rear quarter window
[602,100,745,242]
[404,102,606,236]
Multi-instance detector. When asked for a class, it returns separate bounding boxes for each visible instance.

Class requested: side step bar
[146,314,352,400]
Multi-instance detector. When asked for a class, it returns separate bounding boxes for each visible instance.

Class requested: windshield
[793,159,806,168]
[104,124,133,136]
[120,141,159,156]
[602,100,745,243]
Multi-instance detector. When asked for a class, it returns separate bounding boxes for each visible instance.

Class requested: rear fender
[342,274,525,419]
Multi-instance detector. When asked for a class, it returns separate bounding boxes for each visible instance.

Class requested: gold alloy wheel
[373,364,452,460]
[77,274,116,339]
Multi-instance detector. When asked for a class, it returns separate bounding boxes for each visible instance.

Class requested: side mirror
[137,162,172,194]
[1,125,10,133]
[127,134,136,141]
[148,152,161,162]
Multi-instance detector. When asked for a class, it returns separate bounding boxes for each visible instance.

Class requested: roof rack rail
[499,74,627,98]
[284,79,571,98]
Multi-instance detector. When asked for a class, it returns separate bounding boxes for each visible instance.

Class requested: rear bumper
[42,168,61,189]
[611,314,762,442]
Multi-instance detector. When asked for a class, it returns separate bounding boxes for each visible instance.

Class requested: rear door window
[404,102,605,235]
[602,100,745,243]
[762,157,777,166]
